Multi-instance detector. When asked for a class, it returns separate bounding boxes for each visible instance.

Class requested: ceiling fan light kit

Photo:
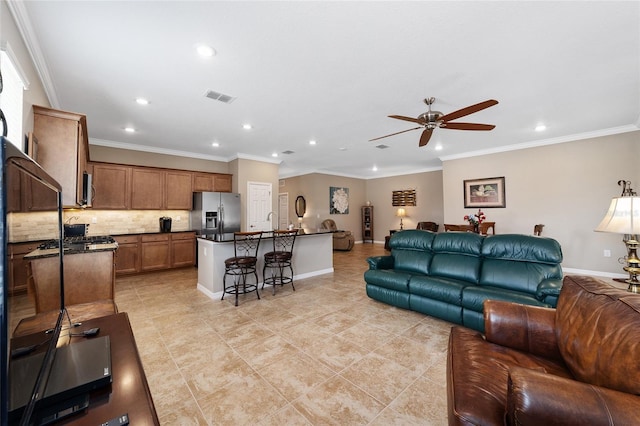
[371,97,499,148]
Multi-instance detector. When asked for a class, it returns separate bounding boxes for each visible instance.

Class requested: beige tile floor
[114,243,450,425]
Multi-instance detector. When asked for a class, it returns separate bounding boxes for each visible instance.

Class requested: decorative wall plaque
[392,189,416,207]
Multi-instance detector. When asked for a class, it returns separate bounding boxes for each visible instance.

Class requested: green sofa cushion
[409,275,467,305]
[389,230,435,275]
[363,269,411,292]
[461,285,551,312]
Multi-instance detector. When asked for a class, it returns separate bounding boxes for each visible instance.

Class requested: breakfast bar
[196,231,334,299]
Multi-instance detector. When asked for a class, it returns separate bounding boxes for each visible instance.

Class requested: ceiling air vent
[282,150,295,155]
[204,89,236,104]
[376,144,390,149]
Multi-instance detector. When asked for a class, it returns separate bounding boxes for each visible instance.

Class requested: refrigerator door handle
[219,205,224,234]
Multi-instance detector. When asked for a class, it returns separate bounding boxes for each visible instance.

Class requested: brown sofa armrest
[507,366,640,426]
[484,300,562,361]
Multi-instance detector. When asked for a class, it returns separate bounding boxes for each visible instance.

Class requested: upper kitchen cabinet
[130,167,165,209]
[90,163,131,209]
[165,171,193,209]
[33,106,89,207]
[192,172,232,192]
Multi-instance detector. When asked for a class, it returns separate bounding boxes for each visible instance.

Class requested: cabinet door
[131,168,165,209]
[9,241,43,294]
[141,234,170,271]
[114,235,140,275]
[192,173,214,192]
[171,232,196,267]
[165,171,193,209]
[92,163,131,209]
[33,106,89,207]
[213,174,232,192]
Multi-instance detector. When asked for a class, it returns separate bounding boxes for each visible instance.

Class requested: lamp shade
[595,196,640,234]
[396,208,407,218]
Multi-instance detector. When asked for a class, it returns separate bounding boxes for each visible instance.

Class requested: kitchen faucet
[65,215,79,224]
[266,211,278,230]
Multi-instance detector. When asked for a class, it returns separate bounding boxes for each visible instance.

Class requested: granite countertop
[25,242,119,260]
[197,229,332,243]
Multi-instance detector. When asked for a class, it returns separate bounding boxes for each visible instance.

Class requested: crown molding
[439,125,639,162]
[6,0,59,107]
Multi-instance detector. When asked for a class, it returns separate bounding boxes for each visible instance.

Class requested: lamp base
[623,238,640,293]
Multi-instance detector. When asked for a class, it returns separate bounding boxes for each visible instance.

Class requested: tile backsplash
[64,210,192,236]
[8,209,192,242]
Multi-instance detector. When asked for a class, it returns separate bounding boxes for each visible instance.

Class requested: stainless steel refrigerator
[191,192,241,240]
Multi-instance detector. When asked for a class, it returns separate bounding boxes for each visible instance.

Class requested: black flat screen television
[1,137,111,425]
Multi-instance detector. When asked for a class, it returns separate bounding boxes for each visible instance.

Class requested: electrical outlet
[604,249,611,258]
[92,217,97,224]
[176,216,181,222]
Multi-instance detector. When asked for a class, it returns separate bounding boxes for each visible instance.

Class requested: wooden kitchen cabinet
[33,105,89,207]
[165,171,193,209]
[131,167,165,209]
[141,234,171,272]
[193,172,233,192]
[113,235,140,274]
[90,163,131,209]
[171,232,196,268]
[8,241,44,295]
[213,174,232,192]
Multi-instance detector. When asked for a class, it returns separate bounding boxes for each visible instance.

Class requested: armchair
[321,219,355,251]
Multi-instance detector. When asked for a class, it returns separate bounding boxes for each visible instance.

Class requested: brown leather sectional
[447,275,640,425]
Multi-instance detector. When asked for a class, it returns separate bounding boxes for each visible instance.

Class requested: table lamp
[595,196,640,292]
[396,208,407,230]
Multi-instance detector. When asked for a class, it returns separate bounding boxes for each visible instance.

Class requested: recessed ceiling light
[211,142,219,147]
[535,124,546,132]
[435,144,443,151]
[196,44,216,57]
[124,127,135,133]
[372,165,378,171]
[309,140,317,145]
[271,152,278,158]
[339,147,347,151]
[135,98,149,105]
[243,123,252,130]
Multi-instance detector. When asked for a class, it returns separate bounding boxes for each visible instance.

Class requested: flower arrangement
[464,209,486,226]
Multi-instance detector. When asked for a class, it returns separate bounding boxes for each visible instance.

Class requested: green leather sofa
[364,230,563,331]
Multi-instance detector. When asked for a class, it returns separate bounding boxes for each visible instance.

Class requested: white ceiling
[11,1,640,179]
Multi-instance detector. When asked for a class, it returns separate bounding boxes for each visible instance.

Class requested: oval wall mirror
[295,195,306,218]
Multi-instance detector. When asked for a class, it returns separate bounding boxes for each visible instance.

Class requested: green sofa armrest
[366,255,394,270]
[536,278,563,301]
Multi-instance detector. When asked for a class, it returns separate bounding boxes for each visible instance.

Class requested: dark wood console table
[10,313,159,425]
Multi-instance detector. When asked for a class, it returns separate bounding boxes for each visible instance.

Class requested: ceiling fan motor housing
[418,111,443,128]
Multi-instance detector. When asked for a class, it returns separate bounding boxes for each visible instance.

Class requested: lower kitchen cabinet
[113,235,140,275]
[141,234,171,271]
[8,241,45,295]
[114,232,195,275]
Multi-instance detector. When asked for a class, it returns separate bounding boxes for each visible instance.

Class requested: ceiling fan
[371,97,499,147]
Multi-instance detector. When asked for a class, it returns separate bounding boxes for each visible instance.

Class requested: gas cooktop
[39,236,116,250]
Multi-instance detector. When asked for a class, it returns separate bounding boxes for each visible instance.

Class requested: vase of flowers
[464,209,486,233]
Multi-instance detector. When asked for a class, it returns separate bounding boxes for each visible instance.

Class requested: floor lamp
[595,196,640,293]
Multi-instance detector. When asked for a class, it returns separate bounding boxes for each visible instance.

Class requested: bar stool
[262,229,298,295]
[222,231,263,306]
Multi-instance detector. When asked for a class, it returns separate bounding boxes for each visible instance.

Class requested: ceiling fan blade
[419,129,433,147]
[388,115,426,125]
[443,122,496,131]
[369,127,422,141]
[439,99,498,123]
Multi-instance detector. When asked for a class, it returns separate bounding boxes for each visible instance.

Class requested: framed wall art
[463,176,506,208]
[329,186,349,214]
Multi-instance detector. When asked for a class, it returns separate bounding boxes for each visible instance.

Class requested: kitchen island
[196,231,334,299]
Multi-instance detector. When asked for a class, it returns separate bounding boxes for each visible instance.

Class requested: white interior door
[247,181,273,231]
[278,193,289,229]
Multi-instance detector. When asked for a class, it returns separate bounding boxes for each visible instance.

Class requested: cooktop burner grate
[39,236,116,250]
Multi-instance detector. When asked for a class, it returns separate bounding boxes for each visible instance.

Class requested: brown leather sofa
[321,219,355,251]
[447,275,640,425]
